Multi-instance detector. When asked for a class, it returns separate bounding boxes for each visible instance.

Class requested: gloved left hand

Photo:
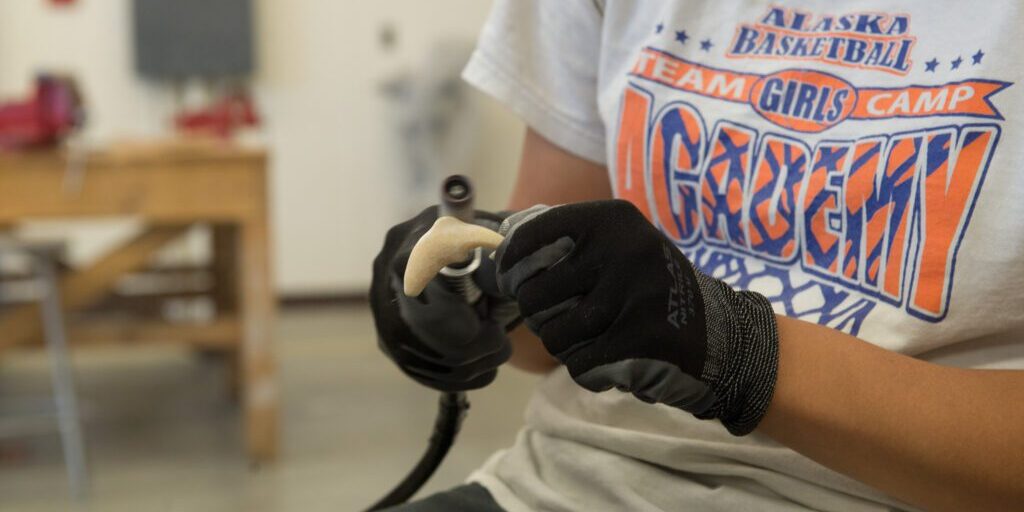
[370,206,518,392]
[494,200,779,436]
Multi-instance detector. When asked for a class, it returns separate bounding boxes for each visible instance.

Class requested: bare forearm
[759,316,1024,511]
[506,129,613,210]
[507,324,558,374]
[503,128,610,374]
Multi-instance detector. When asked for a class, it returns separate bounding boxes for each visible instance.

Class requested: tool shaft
[440,175,475,224]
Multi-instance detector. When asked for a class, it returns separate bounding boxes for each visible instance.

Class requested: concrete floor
[0,306,539,511]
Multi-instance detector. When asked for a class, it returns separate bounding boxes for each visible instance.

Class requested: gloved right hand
[370,206,518,392]
[494,200,779,436]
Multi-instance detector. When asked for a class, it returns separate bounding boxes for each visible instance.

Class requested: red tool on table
[0,74,84,151]
[174,92,260,139]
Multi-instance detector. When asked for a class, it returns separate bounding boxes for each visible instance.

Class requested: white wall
[0,0,523,294]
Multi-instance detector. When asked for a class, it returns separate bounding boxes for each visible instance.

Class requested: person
[370,1,1024,510]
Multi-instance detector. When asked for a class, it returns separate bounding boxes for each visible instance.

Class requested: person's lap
[382,483,505,512]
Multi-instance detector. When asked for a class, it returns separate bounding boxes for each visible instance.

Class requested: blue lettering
[781,80,799,115]
[759,78,784,112]
[755,32,777,55]
[731,27,760,54]
[792,37,811,57]
[791,11,809,31]
[892,39,913,72]
[813,86,832,122]
[855,14,886,34]
[886,16,909,35]
[827,90,850,122]
[826,38,845,59]
[794,83,818,119]
[778,35,793,55]
[761,7,788,28]
[809,37,826,56]
[844,39,868,63]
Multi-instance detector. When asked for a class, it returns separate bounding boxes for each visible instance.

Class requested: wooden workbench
[0,140,278,462]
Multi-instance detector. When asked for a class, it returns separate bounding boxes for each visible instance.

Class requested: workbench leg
[238,218,278,463]
[36,251,89,501]
[212,225,243,401]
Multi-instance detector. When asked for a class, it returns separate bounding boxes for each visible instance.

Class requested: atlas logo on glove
[663,241,696,329]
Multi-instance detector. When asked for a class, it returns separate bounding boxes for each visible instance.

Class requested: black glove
[494,200,778,435]
[370,206,518,392]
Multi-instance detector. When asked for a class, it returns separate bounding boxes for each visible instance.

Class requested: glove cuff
[693,272,779,436]
[721,290,778,435]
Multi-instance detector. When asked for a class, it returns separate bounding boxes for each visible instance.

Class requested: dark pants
[382,483,505,511]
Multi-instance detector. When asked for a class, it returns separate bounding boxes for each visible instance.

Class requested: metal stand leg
[35,252,89,502]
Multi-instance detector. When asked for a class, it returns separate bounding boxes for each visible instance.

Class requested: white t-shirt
[462,1,1024,510]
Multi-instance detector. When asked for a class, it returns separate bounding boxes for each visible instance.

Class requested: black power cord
[365,392,470,510]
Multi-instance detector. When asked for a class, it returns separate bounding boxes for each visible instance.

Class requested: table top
[0,138,269,223]
[0,138,266,169]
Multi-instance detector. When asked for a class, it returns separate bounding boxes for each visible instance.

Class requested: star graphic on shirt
[924,58,939,72]
[700,39,713,51]
[951,56,963,70]
[972,49,985,65]
[655,23,664,34]
[675,30,689,44]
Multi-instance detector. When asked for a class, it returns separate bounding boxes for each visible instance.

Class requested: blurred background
[0,1,537,510]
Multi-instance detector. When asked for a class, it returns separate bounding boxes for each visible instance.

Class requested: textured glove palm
[495,200,779,435]
[370,206,517,392]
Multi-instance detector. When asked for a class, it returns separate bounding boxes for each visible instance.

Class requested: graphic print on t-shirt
[613,6,1011,334]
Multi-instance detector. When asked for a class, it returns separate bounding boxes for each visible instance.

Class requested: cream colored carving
[403,216,505,297]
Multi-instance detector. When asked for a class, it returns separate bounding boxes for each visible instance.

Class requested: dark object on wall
[132,0,255,79]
